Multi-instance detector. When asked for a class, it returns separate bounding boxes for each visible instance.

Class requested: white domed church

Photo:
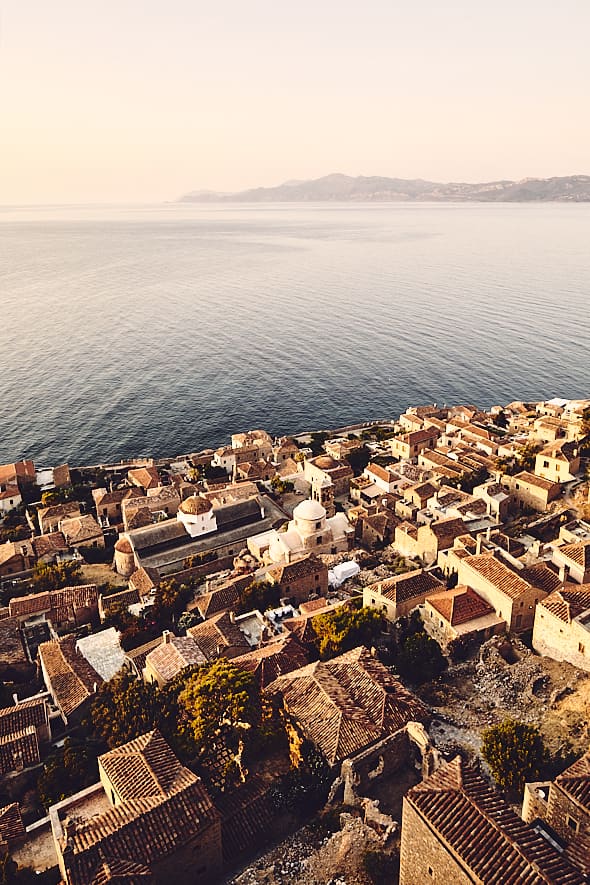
[247,498,353,564]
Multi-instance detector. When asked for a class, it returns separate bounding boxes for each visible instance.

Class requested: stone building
[143,631,206,687]
[535,439,581,484]
[532,586,590,671]
[265,553,328,604]
[92,486,144,525]
[266,646,428,768]
[523,748,590,866]
[303,455,354,500]
[38,637,103,726]
[502,471,560,513]
[400,756,586,885]
[456,552,546,633]
[37,502,81,535]
[52,730,223,885]
[394,516,466,565]
[421,585,506,651]
[363,569,444,622]
[552,540,590,585]
[247,499,353,564]
[390,427,439,461]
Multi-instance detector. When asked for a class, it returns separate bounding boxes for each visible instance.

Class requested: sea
[0,201,589,467]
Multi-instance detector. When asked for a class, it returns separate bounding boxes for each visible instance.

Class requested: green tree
[345,445,371,476]
[481,718,548,794]
[313,605,386,660]
[37,738,97,809]
[31,560,83,592]
[237,579,280,614]
[88,672,161,748]
[179,659,261,763]
[394,631,447,684]
[152,579,192,628]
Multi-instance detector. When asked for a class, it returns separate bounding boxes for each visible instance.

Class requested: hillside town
[0,396,589,884]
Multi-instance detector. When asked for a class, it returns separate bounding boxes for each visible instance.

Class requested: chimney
[486,526,491,541]
[229,611,235,624]
[476,534,483,555]
[163,629,172,644]
[558,563,569,583]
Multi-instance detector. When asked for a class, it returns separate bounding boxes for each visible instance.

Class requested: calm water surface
[0,202,588,465]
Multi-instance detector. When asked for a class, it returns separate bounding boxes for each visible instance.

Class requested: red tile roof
[266,646,427,766]
[462,554,533,601]
[406,756,585,884]
[540,587,590,624]
[427,586,495,626]
[64,731,219,885]
[367,569,443,605]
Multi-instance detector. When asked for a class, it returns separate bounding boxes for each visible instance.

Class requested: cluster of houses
[0,395,588,881]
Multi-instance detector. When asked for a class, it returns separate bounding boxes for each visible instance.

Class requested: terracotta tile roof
[266,553,327,585]
[187,611,250,661]
[65,731,219,885]
[37,502,81,526]
[367,569,443,605]
[540,439,580,461]
[144,636,206,683]
[555,749,590,812]
[39,637,103,718]
[0,617,28,667]
[427,586,495,626]
[123,637,163,677]
[520,564,563,595]
[60,514,103,545]
[515,471,559,493]
[366,463,396,484]
[559,540,590,570]
[0,726,40,774]
[0,485,20,502]
[462,554,533,601]
[93,486,144,508]
[196,576,250,618]
[215,775,277,862]
[266,646,428,766]
[127,467,160,490]
[0,803,25,845]
[86,857,153,884]
[9,583,98,622]
[232,636,310,688]
[128,567,159,596]
[299,597,330,615]
[100,730,197,800]
[0,698,48,737]
[540,587,590,624]
[429,517,467,548]
[31,532,68,559]
[407,756,586,885]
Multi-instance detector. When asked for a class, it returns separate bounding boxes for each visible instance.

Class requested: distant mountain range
[179,173,590,203]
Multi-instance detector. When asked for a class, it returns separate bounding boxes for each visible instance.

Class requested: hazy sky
[1,0,589,202]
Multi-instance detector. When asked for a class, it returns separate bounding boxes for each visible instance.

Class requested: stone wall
[340,729,411,806]
[521,781,550,825]
[532,606,590,672]
[399,799,474,885]
[547,782,590,842]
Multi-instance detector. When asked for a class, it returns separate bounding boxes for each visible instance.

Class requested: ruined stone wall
[521,781,550,825]
[399,799,474,885]
[341,729,411,806]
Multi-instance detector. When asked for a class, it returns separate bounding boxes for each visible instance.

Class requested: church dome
[314,455,338,469]
[179,495,213,516]
[293,499,326,522]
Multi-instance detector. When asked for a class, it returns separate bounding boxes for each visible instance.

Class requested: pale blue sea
[0,202,589,466]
